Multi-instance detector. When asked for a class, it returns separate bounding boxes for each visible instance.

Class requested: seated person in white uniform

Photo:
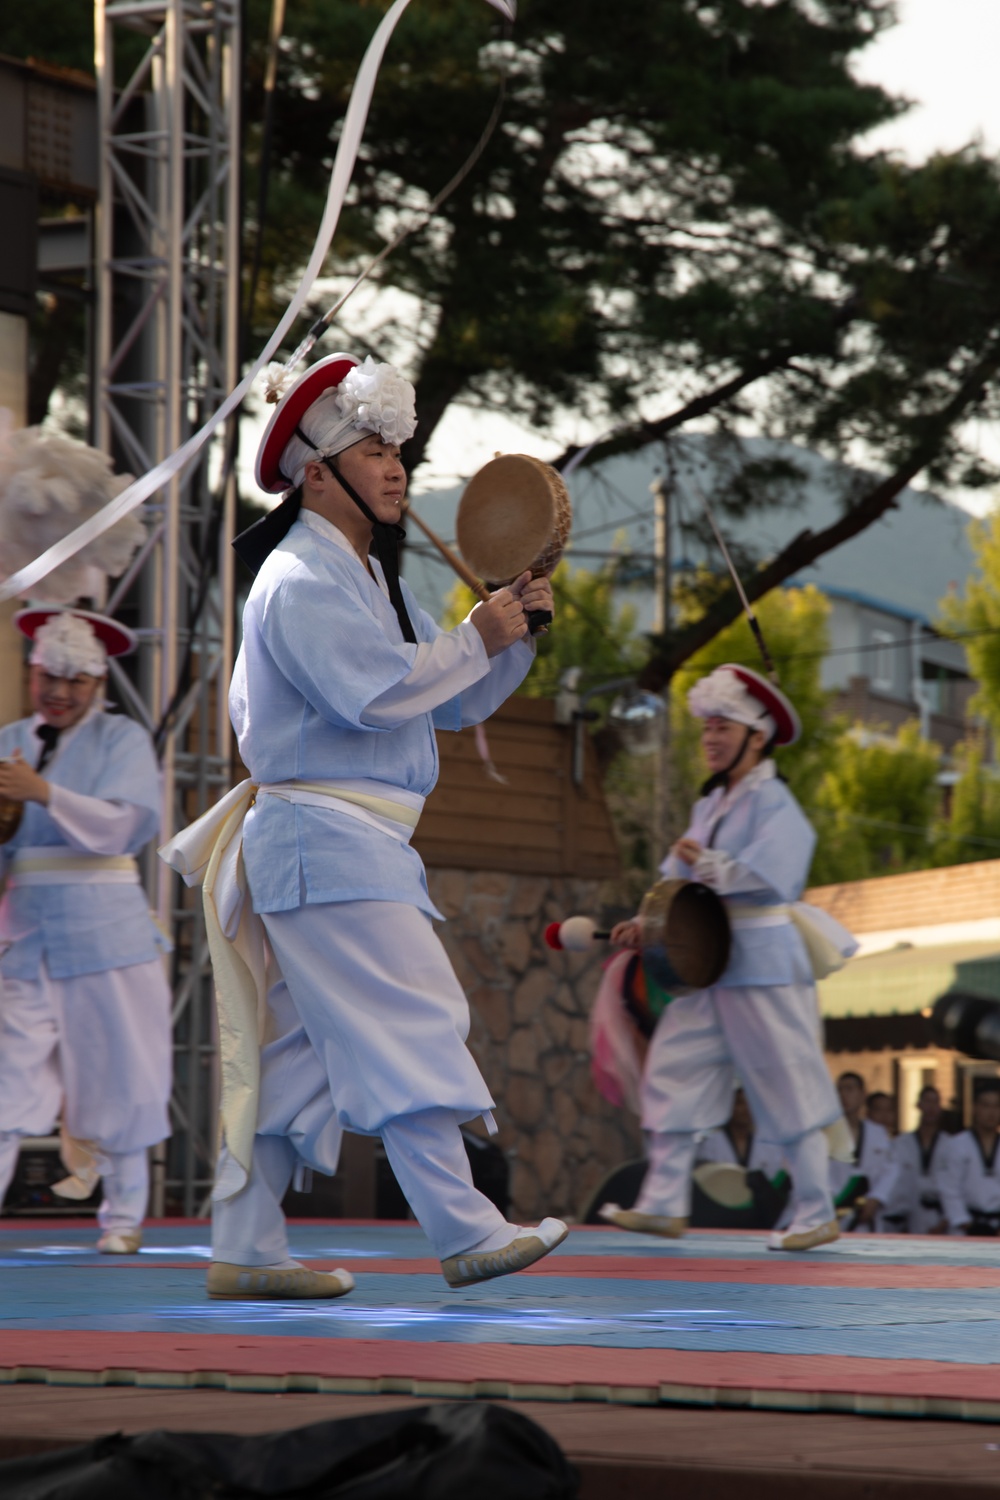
[169,353,567,1299]
[829,1071,899,1232]
[939,1082,1000,1236]
[866,1091,896,1135]
[0,608,172,1253]
[694,1087,786,1180]
[881,1084,949,1234]
[602,664,845,1253]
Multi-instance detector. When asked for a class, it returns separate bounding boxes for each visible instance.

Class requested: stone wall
[427,867,641,1224]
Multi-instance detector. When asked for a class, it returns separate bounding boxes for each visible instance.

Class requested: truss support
[95,0,240,1215]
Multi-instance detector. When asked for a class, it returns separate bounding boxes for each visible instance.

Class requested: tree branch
[638,332,1000,691]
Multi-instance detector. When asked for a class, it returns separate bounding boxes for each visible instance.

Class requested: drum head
[456,454,558,585]
[639,878,731,989]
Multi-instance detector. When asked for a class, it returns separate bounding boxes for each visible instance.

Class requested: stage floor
[3,1219,1000,1422]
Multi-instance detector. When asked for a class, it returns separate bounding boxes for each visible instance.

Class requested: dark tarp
[0,1401,579,1500]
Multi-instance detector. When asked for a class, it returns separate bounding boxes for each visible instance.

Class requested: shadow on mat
[0,1402,578,1499]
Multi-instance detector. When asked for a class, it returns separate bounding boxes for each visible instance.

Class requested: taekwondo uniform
[938,1130,1000,1235]
[829,1118,899,1231]
[166,351,567,1293]
[880,1129,948,1233]
[694,1124,786,1180]
[0,702,171,1242]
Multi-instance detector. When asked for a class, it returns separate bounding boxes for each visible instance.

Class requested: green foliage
[667,585,836,821]
[931,738,1000,869]
[809,722,942,885]
[439,561,647,698]
[939,509,1000,737]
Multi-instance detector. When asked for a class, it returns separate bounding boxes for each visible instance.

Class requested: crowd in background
[694,1074,1000,1236]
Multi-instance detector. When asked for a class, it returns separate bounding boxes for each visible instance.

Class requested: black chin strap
[35,723,62,772]
[319,454,416,644]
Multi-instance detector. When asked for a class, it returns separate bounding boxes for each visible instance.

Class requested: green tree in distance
[810,722,942,885]
[8,1,1000,696]
[939,509,1000,739]
[931,738,1000,871]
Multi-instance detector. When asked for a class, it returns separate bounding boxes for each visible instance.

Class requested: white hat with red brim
[255,352,417,495]
[687,663,800,747]
[15,606,137,678]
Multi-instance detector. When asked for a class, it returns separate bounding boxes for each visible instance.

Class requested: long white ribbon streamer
[0,0,516,603]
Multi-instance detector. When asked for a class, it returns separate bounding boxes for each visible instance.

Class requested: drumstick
[404,506,491,604]
[544,917,612,953]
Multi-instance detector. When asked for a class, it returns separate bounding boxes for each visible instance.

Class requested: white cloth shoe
[768,1218,840,1252]
[442,1218,568,1287]
[97,1229,142,1254]
[207,1261,355,1299]
[599,1203,687,1238]
[52,1173,100,1202]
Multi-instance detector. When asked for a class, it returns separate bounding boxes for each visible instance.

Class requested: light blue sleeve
[697,787,816,903]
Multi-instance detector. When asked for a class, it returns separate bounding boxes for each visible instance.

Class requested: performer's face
[837,1074,865,1119]
[700,716,765,778]
[29,666,103,729]
[333,435,407,524]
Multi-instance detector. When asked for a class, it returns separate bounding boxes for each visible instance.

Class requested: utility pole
[651,473,672,873]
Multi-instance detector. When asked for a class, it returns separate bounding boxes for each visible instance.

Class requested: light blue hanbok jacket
[0,711,164,979]
[660,760,816,987]
[233,511,534,916]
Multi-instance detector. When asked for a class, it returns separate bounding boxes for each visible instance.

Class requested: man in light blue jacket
[0,608,171,1252]
[201,352,567,1298]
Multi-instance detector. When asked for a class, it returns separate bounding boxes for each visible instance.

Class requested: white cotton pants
[211,899,509,1264]
[0,959,172,1152]
[212,1106,508,1264]
[0,1131,150,1232]
[638,983,838,1229]
[635,1125,833,1229]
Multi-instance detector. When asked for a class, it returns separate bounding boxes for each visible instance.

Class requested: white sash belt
[158,777,423,1199]
[725,899,858,980]
[9,849,140,887]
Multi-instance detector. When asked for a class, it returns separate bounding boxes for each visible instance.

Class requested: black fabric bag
[0,1401,579,1500]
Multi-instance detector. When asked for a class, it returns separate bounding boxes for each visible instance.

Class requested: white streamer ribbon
[0,0,516,603]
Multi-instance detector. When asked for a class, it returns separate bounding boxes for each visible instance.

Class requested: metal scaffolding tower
[94,0,241,1213]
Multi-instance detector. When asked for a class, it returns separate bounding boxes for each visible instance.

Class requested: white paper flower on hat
[335,357,417,446]
[0,422,145,604]
[688,666,773,734]
[261,361,295,405]
[30,612,108,678]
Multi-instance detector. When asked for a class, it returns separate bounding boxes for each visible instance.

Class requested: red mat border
[3,1332,1000,1409]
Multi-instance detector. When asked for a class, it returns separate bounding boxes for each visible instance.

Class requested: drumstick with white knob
[544,916,613,952]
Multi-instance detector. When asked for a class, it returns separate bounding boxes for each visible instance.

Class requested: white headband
[278,357,417,489]
[29,614,108,678]
[687,667,775,742]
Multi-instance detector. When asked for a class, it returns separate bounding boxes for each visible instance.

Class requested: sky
[240,0,1000,509]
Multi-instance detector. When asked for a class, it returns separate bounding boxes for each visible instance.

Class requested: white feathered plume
[0,420,146,603]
